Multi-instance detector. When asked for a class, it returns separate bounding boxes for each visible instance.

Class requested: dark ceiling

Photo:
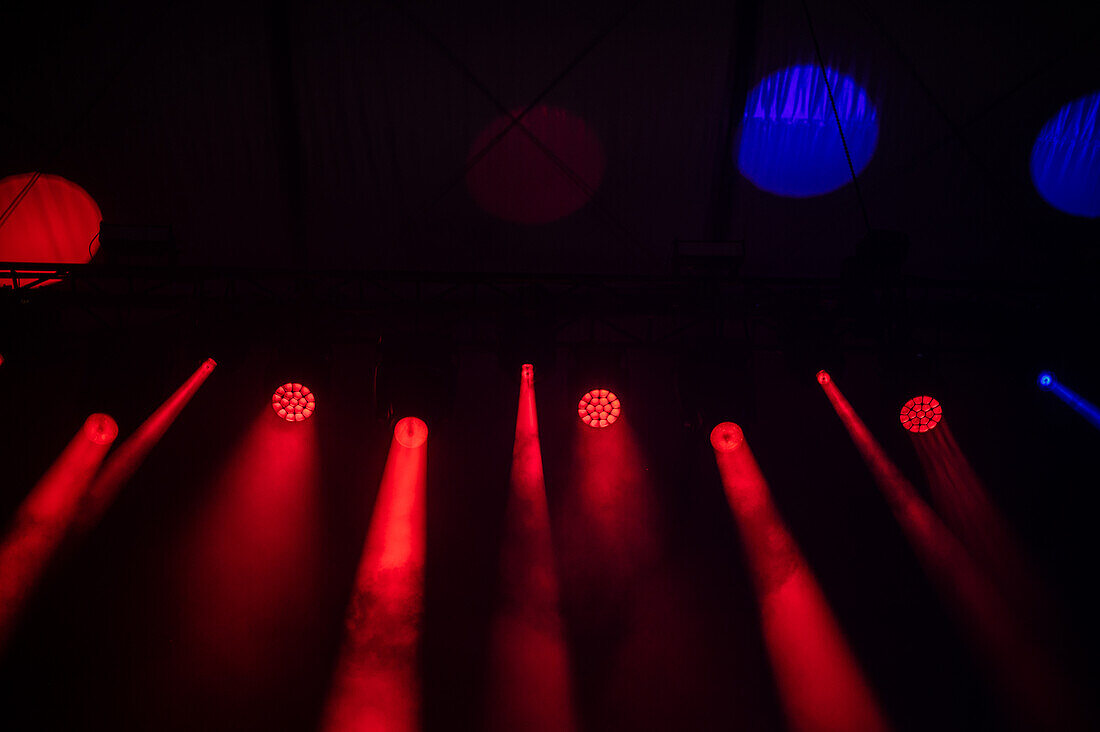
[3,0,1098,279]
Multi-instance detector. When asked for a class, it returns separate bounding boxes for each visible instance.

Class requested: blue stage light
[1041,374,1100,431]
[1030,91,1100,218]
[737,65,878,198]
[1038,372,1054,390]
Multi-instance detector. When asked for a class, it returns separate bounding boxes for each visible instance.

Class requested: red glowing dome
[0,173,102,286]
[465,105,605,224]
[578,388,620,428]
[900,396,942,433]
[816,370,831,384]
[710,422,745,452]
[84,413,119,445]
[272,383,315,422]
[394,416,429,448]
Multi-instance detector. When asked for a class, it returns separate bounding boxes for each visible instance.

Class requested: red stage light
[0,173,102,286]
[817,370,831,384]
[578,388,620,428]
[272,383,315,422]
[394,416,428,449]
[900,396,942,433]
[465,105,605,225]
[84,413,119,445]
[710,422,744,452]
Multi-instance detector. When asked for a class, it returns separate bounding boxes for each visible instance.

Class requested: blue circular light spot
[1031,91,1100,218]
[737,65,879,197]
[1038,372,1054,389]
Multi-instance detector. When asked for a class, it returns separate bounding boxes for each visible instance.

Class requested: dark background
[2,1,1099,730]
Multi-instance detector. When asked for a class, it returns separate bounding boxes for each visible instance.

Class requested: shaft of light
[712,423,890,732]
[911,424,1049,627]
[1047,377,1100,431]
[78,358,216,530]
[321,418,428,732]
[819,377,1083,729]
[0,414,116,650]
[487,365,576,732]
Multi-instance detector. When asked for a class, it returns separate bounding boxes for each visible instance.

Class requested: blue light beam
[1039,372,1100,430]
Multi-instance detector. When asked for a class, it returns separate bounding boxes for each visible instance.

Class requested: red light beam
[486,365,577,732]
[77,358,216,531]
[171,407,323,707]
[320,417,428,732]
[818,377,1084,729]
[711,422,891,732]
[911,423,1053,633]
[0,414,117,650]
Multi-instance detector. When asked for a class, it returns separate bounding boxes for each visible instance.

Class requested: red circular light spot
[578,388,620,428]
[465,105,605,224]
[0,173,102,286]
[900,396,942,433]
[84,413,118,445]
[816,370,831,384]
[710,422,744,452]
[394,416,428,448]
[272,382,315,422]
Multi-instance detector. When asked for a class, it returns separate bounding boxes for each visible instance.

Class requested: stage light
[738,65,878,197]
[1031,91,1100,218]
[272,383,315,422]
[395,416,428,449]
[0,173,103,286]
[900,396,942,433]
[816,369,831,385]
[1038,373,1100,431]
[83,413,119,445]
[466,105,605,224]
[578,388,620,428]
[709,422,744,452]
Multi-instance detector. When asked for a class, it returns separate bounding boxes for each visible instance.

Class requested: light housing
[272,383,315,422]
[900,396,942,433]
[578,388,620,428]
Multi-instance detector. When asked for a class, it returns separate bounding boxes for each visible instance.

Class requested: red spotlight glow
[394,416,428,449]
[816,370,831,384]
[578,388,620,428]
[709,421,745,452]
[0,173,102,286]
[272,382,315,421]
[900,396,941,433]
[173,407,323,710]
[465,105,605,224]
[83,413,119,445]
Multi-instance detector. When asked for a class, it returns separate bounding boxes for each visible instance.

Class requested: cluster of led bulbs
[272,383,315,422]
[578,388,621,428]
[899,396,942,433]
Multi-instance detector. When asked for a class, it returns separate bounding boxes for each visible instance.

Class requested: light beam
[320,417,428,732]
[1038,372,1100,430]
[78,358,216,532]
[0,414,117,650]
[486,365,577,731]
[819,375,1084,729]
[710,422,890,732]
